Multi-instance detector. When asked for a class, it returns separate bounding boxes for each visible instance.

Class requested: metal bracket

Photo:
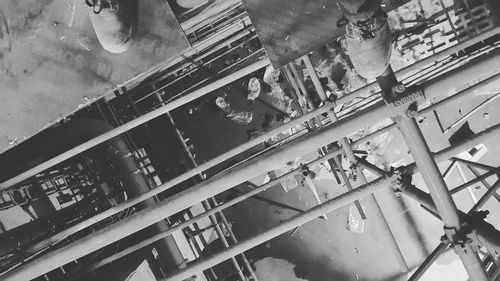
[300,164,316,180]
[465,210,491,252]
[441,212,489,255]
[441,226,473,255]
[383,83,425,119]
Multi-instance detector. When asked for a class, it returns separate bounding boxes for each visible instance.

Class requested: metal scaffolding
[1,22,500,281]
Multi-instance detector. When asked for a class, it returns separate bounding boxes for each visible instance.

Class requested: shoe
[336,0,381,22]
[86,0,137,53]
[341,5,392,79]
[345,13,392,79]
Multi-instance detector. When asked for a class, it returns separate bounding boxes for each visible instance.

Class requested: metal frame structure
[1,18,500,281]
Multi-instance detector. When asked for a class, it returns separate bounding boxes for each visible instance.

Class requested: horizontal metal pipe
[421,50,500,104]
[335,26,500,106]
[408,42,500,88]
[408,242,449,281]
[22,50,500,265]
[435,123,500,163]
[163,174,398,281]
[397,27,500,78]
[21,101,336,258]
[444,94,500,134]
[453,157,497,172]
[402,123,500,179]
[355,120,500,272]
[468,166,500,205]
[76,148,343,275]
[400,184,500,258]
[351,69,500,149]
[449,170,497,194]
[8,39,500,278]
[358,157,387,176]
[0,59,271,190]
[470,179,500,213]
[420,71,500,115]
[351,123,397,148]
[180,0,242,32]
[1,101,389,281]
[131,15,253,91]
[393,110,487,279]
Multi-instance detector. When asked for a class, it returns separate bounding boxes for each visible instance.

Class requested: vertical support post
[302,55,408,272]
[201,201,246,281]
[184,210,219,281]
[332,156,367,219]
[210,198,259,281]
[283,65,314,130]
[162,95,256,281]
[438,0,461,42]
[376,66,489,281]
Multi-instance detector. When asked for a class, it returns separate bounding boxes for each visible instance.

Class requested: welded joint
[441,210,490,255]
[441,226,477,255]
[300,164,316,180]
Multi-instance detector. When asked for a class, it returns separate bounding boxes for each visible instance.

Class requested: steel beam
[449,170,498,195]
[303,54,408,272]
[302,55,366,218]
[408,242,449,281]
[378,65,489,280]
[5,34,500,279]
[335,26,500,106]
[346,122,500,259]
[15,48,500,262]
[434,123,500,163]
[1,102,387,280]
[351,70,500,149]
[467,166,500,205]
[454,158,497,172]
[21,95,335,259]
[399,184,500,258]
[8,112,500,281]
[163,175,398,281]
[470,180,500,213]
[0,59,271,190]
[74,149,343,276]
[164,101,248,281]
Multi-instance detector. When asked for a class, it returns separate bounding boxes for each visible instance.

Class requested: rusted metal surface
[0,0,189,152]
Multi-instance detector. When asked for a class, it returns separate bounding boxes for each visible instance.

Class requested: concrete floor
[164,62,500,281]
[1,1,500,280]
[0,0,189,152]
[167,98,423,280]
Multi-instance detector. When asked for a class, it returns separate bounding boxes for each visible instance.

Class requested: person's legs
[336,0,392,79]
